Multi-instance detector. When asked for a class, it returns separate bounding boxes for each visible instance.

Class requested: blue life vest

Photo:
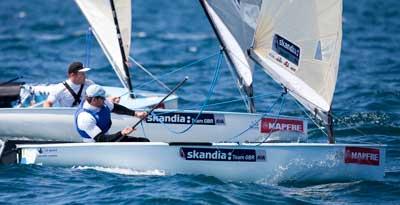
[74,102,112,139]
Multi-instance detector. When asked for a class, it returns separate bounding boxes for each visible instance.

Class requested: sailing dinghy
[0,0,178,139]
[3,0,178,110]
[0,0,386,182]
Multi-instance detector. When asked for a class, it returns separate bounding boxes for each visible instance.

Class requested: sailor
[43,62,120,107]
[74,84,149,142]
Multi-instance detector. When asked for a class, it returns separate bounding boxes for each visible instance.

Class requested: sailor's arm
[93,128,134,142]
[43,83,64,107]
[43,92,57,107]
[111,103,147,119]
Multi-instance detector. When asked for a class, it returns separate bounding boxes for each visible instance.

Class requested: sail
[200,0,262,113]
[249,0,342,121]
[75,0,133,92]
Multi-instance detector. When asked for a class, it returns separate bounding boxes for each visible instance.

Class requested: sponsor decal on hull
[260,117,305,134]
[146,111,225,125]
[179,147,266,162]
[344,147,380,166]
[37,147,58,158]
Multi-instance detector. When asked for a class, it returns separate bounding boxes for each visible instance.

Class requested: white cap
[86,84,106,98]
[79,67,91,72]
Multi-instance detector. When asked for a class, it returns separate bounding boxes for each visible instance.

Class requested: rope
[184,92,282,111]
[149,50,224,134]
[293,99,328,137]
[85,27,93,68]
[133,51,221,91]
[222,92,286,143]
[118,51,221,98]
[259,93,286,144]
[226,62,251,110]
[128,56,172,92]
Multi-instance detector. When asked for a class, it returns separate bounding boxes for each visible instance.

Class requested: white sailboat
[0,0,178,138]
[0,0,386,182]
[13,0,178,109]
[0,0,301,143]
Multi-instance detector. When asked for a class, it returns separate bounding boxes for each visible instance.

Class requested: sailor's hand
[134,111,148,119]
[108,96,120,104]
[121,127,135,136]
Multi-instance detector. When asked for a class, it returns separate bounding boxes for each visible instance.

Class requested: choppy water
[0,0,399,204]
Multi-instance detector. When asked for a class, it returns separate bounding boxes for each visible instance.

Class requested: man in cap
[74,84,149,142]
[44,61,94,107]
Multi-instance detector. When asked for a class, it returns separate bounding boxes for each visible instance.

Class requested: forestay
[75,0,133,92]
[200,0,262,112]
[249,0,342,122]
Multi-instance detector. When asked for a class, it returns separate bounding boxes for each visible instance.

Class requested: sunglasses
[94,96,105,100]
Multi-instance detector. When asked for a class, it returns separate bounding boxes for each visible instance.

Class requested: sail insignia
[272,34,300,66]
[314,40,323,60]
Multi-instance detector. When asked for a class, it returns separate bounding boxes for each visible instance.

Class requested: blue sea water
[0,0,400,204]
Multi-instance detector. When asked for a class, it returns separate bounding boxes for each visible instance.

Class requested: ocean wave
[72,166,166,176]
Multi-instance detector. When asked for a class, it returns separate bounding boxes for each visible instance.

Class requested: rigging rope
[222,92,287,143]
[132,51,221,91]
[149,50,224,134]
[128,56,171,92]
[184,92,282,111]
[85,27,93,68]
[259,93,286,144]
[293,99,328,137]
[118,51,222,98]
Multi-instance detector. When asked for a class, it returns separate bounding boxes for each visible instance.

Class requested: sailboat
[0,0,305,143]
[0,0,178,139]
[0,0,385,182]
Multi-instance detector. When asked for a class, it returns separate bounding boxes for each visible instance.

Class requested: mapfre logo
[260,118,304,133]
[344,147,380,166]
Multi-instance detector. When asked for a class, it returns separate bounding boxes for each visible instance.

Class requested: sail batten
[74,0,132,92]
[250,0,342,122]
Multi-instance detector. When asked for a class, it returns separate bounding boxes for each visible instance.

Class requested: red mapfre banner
[344,147,380,166]
[260,118,304,133]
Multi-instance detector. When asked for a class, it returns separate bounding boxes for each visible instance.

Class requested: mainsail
[200,0,262,113]
[249,0,342,123]
[75,0,134,96]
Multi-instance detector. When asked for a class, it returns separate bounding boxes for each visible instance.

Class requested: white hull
[0,108,307,143]
[18,142,386,182]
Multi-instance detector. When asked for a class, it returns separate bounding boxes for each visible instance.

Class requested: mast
[109,0,134,98]
[199,0,256,113]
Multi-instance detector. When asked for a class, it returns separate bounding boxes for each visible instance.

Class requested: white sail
[75,0,132,91]
[249,0,342,121]
[200,0,262,112]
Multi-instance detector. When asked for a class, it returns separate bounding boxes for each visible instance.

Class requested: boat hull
[0,109,307,143]
[17,142,386,182]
